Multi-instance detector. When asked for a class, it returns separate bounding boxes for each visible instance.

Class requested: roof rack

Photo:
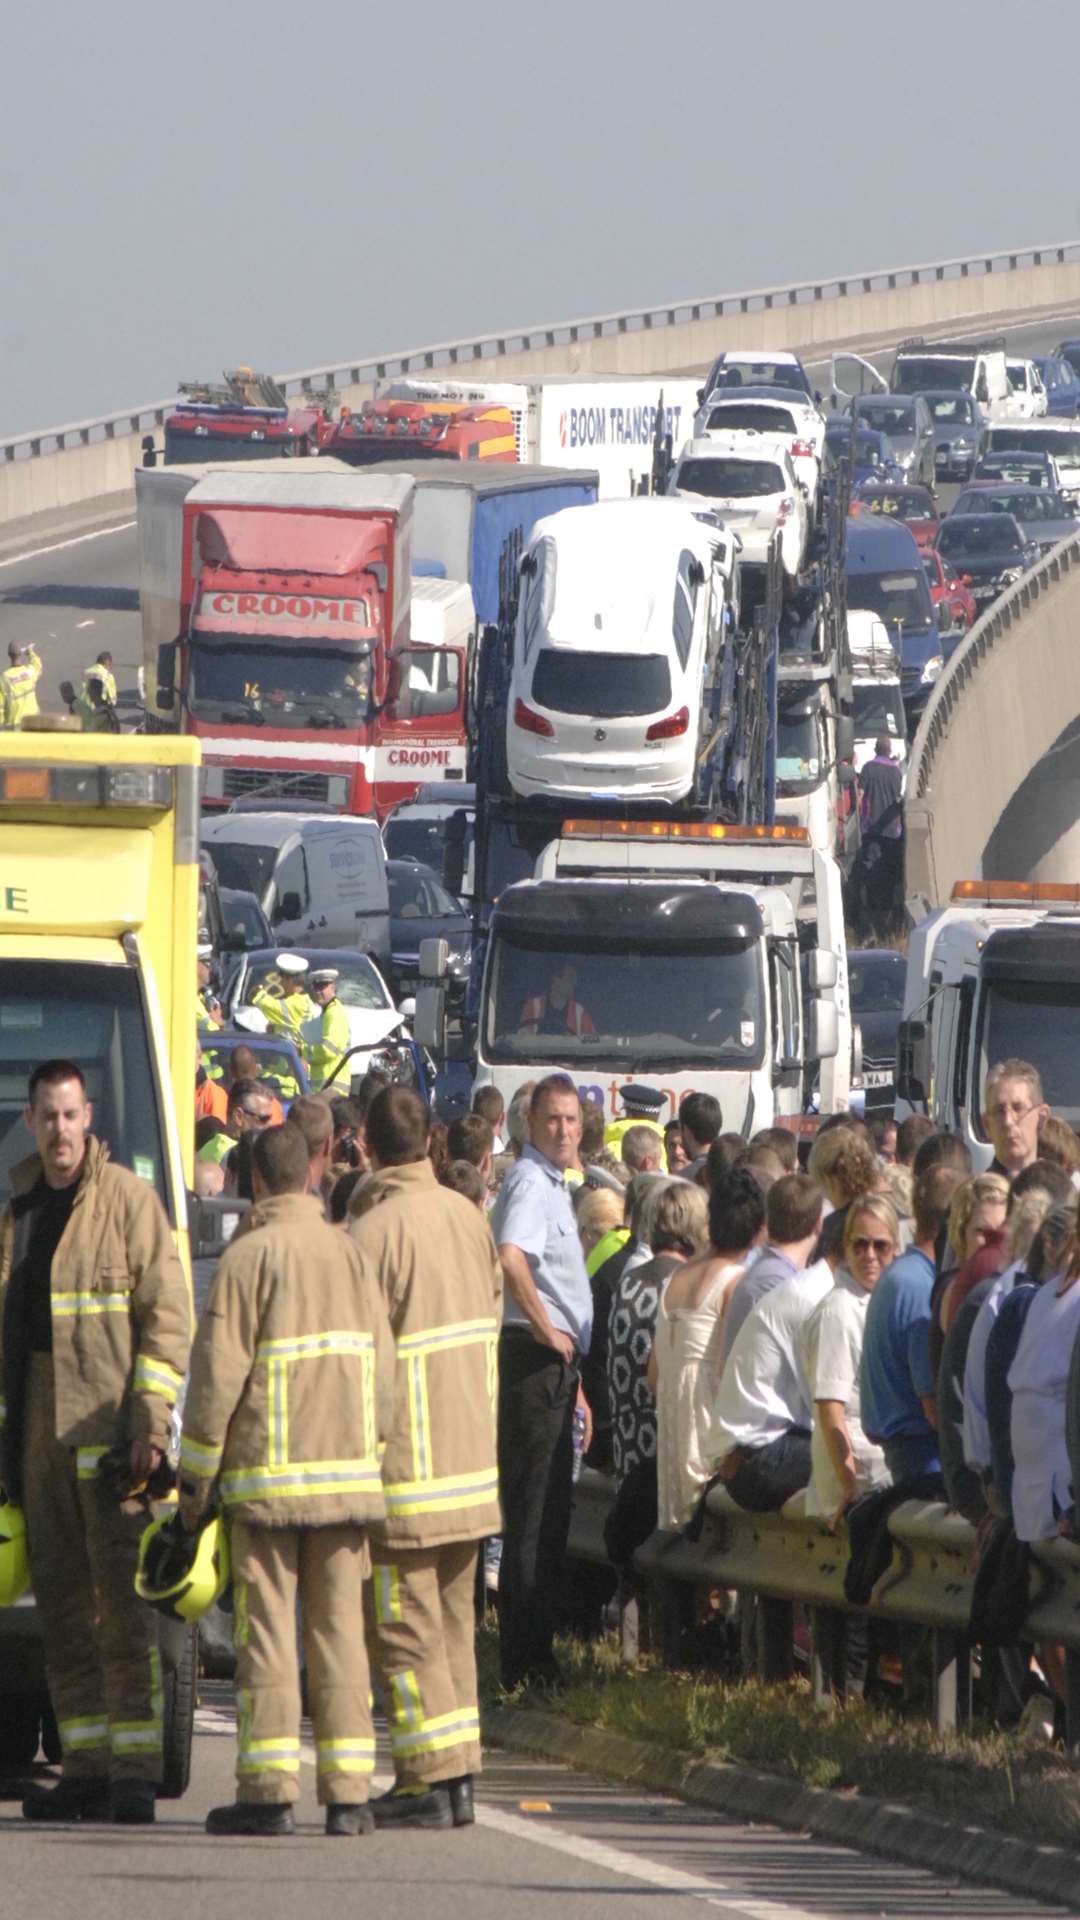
[896,335,1006,356]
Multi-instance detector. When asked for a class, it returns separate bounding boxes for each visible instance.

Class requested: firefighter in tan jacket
[348,1086,502,1832]
[0,1059,191,1825]
[178,1122,395,1838]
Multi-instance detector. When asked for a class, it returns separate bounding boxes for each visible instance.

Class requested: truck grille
[222,767,332,803]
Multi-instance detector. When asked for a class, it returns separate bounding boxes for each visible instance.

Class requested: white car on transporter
[668,435,810,577]
[691,390,826,510]
[505,497,739,805]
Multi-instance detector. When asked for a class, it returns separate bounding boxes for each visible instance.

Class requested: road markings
[194,1702,827,1918]
[75,618,95,628]
[0,520,136,572]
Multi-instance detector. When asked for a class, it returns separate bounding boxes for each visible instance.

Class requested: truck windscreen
[981,980,1080,1124]
[0,963,169,1210]
[893,357,975,393]
[485,935,765,1069]
[188,641,372,728]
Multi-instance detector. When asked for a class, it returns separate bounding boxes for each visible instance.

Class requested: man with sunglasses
[982,1059,1048,1182]
[196,1078,275,1168]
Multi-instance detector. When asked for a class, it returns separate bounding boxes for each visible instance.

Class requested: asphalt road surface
[1,306,1078,721]
[0,1686,1066,1920]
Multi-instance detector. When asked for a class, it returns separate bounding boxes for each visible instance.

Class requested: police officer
[603,1084,669,1170]
[0,1059,190,1823]
[305,967,353,1093]
[1,642,42,729]
[197,939,224,1031]
[252,952,315,1041]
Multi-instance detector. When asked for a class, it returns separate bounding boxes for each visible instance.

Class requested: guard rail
[4,238,1080,463]
[567,1468,1080,1741]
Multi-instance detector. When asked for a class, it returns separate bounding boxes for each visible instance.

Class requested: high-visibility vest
[586,1226,630,1278]
[196,987,223,1031]
[197,1130,235,1166]
[0,648,41,728]
[84,664,118,706]
[603,1115,668,1172]
[519,993,595,1037]
[195,1076,229,1124]
[304,996,352,1093]
[251,986,314,1038]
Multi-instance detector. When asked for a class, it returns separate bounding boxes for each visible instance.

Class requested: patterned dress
[607,1253,679,1487]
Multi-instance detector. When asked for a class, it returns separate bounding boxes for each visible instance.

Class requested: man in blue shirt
[860,1165,962,1484]
[490,1074,593,1690]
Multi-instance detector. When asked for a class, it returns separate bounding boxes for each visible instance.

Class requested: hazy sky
[4,0,1080,437]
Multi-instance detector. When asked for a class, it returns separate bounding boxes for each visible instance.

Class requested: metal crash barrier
[567,1469,1080,1741]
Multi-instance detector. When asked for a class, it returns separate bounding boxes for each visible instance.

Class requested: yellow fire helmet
[135,1510,229,1623]
[0,1495,30,1607]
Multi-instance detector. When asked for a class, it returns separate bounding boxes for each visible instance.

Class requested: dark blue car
[845,514,942,718]
[1034,356,1080,418]
[825,420,904,489]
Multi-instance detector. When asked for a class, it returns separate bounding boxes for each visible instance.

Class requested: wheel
[0,1696,44,1767]
[158,1625,197,1800]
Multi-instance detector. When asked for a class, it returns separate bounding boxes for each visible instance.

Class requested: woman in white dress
[648,1168,765,1530]
[804,1195,897,1524]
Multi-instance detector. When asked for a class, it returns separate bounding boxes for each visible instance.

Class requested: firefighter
[349,1086,502,1831]
[251,952,316,1041]
[0,1058,190,1823]
[1,641,42,729]
[603,1082,669,1170]
[178,1122,394,1836]
[197,939,224,1031]
[304,967,352,1093]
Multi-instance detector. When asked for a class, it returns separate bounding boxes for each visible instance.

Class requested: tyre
[0,1696,44,1767]
[158,1625,197,1800]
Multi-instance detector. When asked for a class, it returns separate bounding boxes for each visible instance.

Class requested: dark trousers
[496,1334,575,1690]
[726,1427,812,1514]
[883,1432,941,1484]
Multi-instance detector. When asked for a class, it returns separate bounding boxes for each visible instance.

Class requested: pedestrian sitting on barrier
[803,1197,895,1525]
[719,1174,824,1367]
[649,1168,765,1528]
[706,1189,835,1515]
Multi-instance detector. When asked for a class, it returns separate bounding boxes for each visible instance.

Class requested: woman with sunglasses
[803,1195,896,1526]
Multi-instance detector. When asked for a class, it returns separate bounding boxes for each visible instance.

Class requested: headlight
[920,653,944,685]
[998,568,1022,587]
[952,437,972,451]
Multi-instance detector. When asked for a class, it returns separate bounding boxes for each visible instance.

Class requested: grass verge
[477,1625,1080,1853]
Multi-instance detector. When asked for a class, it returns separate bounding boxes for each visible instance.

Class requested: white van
[1005,359,1049,419]
[506,498,739,806]
[201,811,390,960]
[982,421,1080,500]
[846,611,907,774]
[831,339,1014,422]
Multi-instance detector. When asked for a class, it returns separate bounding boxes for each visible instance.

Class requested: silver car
[923,390,986,481]
[852,393,936,487]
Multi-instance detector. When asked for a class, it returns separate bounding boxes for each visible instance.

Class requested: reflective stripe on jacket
[348,1158,503,1547]
[179,1192,394,1529]
[0,648,42,728]
[0,1138,191,1461]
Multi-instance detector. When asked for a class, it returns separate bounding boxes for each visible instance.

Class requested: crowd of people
[6,1048,1080,1843]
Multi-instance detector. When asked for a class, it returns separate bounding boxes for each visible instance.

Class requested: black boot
[325,1803,375,1837]
[22,1778,112,1823]
[445,1775,475,1827]
[370,1784,453,1830]
[111,1781,157,1825]
[205,1801,296,1836]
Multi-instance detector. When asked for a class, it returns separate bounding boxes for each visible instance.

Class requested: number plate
[864,1069,893,1088]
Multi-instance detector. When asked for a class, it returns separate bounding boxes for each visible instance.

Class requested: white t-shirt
[802,1269,889,1515]
[710,1259,834,1455]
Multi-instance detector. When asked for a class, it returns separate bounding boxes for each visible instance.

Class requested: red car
[922,547,976,633]
[855,482,941,550]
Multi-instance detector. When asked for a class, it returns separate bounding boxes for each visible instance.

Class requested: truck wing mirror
[412,982,446,1054]
[419,936,449,980]
[188,1192,250,1262]
[807,947,838,991]
[808,997,839,1062]
[156,642,177,711]
[896,1018,930,1104]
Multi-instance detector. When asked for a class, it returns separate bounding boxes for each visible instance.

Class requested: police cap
[619,1083,666,1117]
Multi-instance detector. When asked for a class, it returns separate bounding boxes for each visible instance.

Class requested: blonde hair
[649,1181,709,1257]
[947,1173,1009,1259]
[884,1162,913,1219]
[808,1129,878,1207]
[843,1194,900,1261]
[575,1187,625,1254]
